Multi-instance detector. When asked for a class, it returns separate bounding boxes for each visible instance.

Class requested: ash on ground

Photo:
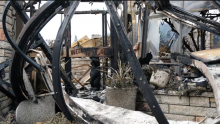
[75,83,106,104]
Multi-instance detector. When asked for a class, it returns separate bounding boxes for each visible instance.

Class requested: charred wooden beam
[25,10,108,14]
[210,0,220,11]
[141,8,150,58]
[162,5,220,35]
[69,47,113,58]
[123,1,128,33]
[64,7,72,88]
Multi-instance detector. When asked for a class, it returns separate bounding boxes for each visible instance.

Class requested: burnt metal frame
[26,9,108,14]
[52,1,80,121]
[156,0,220,35]
[110,2,119,70]
[102,11,108,47]
[211,0,220,11]
[0,79,15,99]
[64,7,72,82]
[12,1,65,99]
[0,59,15,99]
[3,1,78,101]
[141,8,150,58]
[123,1,128,33]
[3,1,45,72]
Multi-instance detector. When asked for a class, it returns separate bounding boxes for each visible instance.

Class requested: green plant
[106,60,134,88]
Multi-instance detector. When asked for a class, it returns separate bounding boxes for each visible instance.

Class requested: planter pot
[106,87,137,110]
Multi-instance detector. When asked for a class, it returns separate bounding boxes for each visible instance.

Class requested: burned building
[0,1,220,124]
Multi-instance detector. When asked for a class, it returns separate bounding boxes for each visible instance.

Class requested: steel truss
[157,0,220,35]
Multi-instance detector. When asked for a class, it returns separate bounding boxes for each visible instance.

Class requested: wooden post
[123,1,128,34]
[64,8,72,80]
[15,1,24,40]
[110,3,119,70]
[127,1,137,47]
[141,8,150,58]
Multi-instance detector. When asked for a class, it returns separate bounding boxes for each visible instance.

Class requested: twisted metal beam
[154,0,220,35]
[52,1,80,121]
[8,1,63,102]
[3,1,78,101]
[210,0,220,11]
[3,1,45,72]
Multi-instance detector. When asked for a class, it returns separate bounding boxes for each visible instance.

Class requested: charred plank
[69,47,113,58]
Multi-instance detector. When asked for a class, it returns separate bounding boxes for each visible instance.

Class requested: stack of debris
[142,63,211,96]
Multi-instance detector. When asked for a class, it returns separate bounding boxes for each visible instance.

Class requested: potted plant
[105,60,137,110]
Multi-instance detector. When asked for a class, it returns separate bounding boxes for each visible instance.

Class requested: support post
[103,12,108,89]
[64,9,72,81]
[141,8,150,58]
[120,1,128,63]
[102,13,108,47]
[102,13,105,46]
[110,3,119,70]
[104,13,108,46]
[123,1,128,33]
[15,1,24,39]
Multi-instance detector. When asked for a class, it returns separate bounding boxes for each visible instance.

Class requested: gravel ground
[0,111,16,124]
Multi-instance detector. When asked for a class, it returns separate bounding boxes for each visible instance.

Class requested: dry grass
[0,111,85,124]
[42,112,71,124]
[42,112,86,124]
[106,60,134,88]
[0,111,16,124]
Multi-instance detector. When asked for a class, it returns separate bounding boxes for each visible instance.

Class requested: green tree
[74,35,78,42]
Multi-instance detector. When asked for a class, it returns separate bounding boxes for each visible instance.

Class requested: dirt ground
[0,111,84,124]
